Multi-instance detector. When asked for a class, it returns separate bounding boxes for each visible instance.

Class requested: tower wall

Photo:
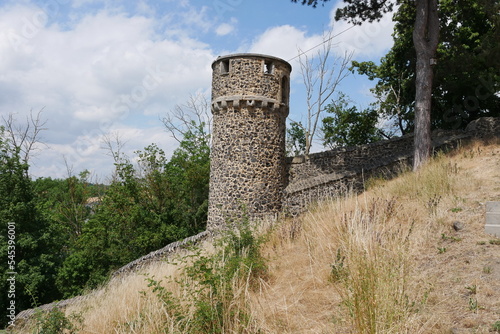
[208,53,291,230]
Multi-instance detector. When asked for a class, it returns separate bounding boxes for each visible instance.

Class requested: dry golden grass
[255,139,500,333]
[14,139,500,333]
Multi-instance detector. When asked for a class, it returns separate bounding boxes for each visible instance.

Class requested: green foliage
[351,0,500,133]
[0,113,211,321]
[166,122,211,233]
[32,308,82,334]
[290,0,331,8]
[492,320,500,332]
[468,297,479,313]
[57,125,210,298]
[33,171,104,245]
[144,217,267,333]
[0,127,64,328]
[437,247,447,254]
[329,249,346,282]
[441,234,462,242]
[334,0,394,24]
[286,121,307,156]
[465,284,477,295]
[321,93,383,148]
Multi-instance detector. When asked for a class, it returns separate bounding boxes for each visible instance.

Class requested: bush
[32,307,82,334]
[143,217,267,333]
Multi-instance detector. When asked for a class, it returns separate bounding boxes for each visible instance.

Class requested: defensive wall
[283,117,500,215]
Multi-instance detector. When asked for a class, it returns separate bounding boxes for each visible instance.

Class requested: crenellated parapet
[211,53,291,104]
[211,95,286,114]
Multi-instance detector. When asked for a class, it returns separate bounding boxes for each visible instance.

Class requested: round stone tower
[208,53,292,230]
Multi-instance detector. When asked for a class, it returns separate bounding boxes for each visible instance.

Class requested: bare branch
[100,131,129,163]
[298,29,353,155]
[161,93,212,146]
[1,108,48,163]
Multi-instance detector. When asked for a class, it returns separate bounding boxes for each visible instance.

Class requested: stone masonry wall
[283,118,500,214]
[208,54,291,230]
[283,129,476,215]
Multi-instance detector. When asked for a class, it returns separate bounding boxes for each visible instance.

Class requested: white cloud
[215,23,233,36]
[248,25,324,77]
[0,4,215,179]
[29,125,178,181]
[215,17,237,36]
[247,5,394,71]
[328,4,395,57]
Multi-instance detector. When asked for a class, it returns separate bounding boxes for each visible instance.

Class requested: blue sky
[0,0,395,181]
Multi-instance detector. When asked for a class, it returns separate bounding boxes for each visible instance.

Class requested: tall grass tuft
[332,199,414,333]
[383,153,456,202]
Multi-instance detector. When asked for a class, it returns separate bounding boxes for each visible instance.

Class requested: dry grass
[13,139,500,333]
[255,139,500,333]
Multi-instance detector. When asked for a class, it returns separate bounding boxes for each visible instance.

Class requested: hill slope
[14,139,500,333]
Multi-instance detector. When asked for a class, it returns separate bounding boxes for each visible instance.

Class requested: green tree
[352,0,500,133]
[57,94,212,298]
[166,122,211,233]
[435,0,500,128]
[0,126,63,328]
[286,121,307,156]
[293,0,440,170]
[56,144,176,297]
[56,125,210,297]
[321,94,383,148]
[33,171,103,245]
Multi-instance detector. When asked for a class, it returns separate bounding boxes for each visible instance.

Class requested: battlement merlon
[211,95,289,115]
[211,53,292,105]
[211,53,292,71]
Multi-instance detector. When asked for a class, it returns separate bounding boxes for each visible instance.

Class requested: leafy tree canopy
[322,93,383,148]
[0,127,63,327]
[56,125,210,297]
[352,0,500,133]
[286,121,307,156]
[290,0,331,7]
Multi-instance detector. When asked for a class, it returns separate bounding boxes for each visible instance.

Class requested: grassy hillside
[14,139,500,333]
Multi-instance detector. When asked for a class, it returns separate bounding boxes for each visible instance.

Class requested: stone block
[485,201,500,237]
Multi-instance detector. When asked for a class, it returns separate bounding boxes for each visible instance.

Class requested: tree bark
[412,0,439,170]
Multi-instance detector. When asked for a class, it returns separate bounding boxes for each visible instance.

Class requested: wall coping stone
[485,201,500,237]
[211,53,292,72]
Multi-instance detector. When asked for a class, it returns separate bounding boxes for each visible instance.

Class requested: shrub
[32,307,81,334]
[143,216,267,333]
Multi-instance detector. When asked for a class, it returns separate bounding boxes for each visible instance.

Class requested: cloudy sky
[0,0,395,181]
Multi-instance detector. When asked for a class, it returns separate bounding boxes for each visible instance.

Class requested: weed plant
[143,216,267,333]
[31,308,82,334]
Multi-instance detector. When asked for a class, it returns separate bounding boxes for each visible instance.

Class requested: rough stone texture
[465,117,500,137]
[111,230,210,277]
[13,295,93,323]
[283,130,472,215]
[453,221,465,231]
[208,54,291,230]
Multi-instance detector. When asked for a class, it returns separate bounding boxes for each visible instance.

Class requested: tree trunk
[412,0,439,171]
